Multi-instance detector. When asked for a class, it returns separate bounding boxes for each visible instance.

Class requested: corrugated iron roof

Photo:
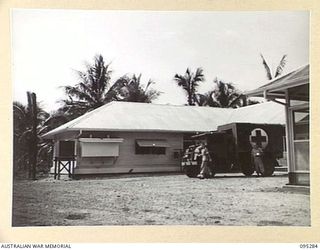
[227,101,285,124]
[43,101,285,139]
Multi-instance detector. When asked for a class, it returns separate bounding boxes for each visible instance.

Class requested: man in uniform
[193,142,202,164]
[251,143,265,176]
[197,142,212,179]
[183,145,195,160]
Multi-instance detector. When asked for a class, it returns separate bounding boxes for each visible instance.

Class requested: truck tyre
[239,154,254,176]
[242,167,254,176]
[184,165,200,178]
[261,157,275,177]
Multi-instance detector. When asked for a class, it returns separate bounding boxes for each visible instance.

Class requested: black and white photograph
[11,9,310,228]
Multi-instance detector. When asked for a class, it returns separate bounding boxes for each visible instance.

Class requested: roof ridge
[113,101,236,111]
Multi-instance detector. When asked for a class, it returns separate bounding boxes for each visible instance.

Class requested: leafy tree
[174,68,205,106]
[114,74,161,103]
[60,55,121,119]
[260,54,287,80]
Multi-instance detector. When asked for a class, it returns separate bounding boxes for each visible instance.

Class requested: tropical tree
[195,78,245,108]
[13,92,51,179]
[173,68,205,106]
[59,55,121,119]
[114,74,161,103]
[13,101,30,178]
[260,54,287,80]
[43,110,70,131]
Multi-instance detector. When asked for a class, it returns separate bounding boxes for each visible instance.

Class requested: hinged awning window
[79,138,124,157]
[136,140,170,147]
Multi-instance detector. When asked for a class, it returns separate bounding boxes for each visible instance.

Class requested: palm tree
[13,101,30,178]
[13,92,50,179]
[173,68,204,106]
[196,78,245,108]
[260,54,287,80]
[114,74,161,103]
[43,110,70,130]
[60,55,121,119]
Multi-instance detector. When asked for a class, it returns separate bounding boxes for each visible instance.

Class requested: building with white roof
[43,101,285,177]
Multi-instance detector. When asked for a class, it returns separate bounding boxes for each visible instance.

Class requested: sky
[12,10,309,112]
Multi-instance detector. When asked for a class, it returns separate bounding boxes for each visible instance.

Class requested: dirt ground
[12,172,310,226]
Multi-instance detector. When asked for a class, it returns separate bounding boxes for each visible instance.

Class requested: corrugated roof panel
[42,101,285,139]
[228,101,285,124]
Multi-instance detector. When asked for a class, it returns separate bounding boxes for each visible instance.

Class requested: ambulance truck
[182,123,285,177]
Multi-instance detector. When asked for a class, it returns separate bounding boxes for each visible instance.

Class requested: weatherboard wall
[73,131,184,174]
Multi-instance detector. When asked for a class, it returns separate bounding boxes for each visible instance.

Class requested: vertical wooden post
[57,160,61,180]
[68,160,71,178]
[54,157,57,180]
[284,90,293,184]
[72,158,75,179]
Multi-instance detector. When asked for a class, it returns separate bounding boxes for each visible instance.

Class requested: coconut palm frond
[194,68,205,82]
[146,89,162,102]
[59,54,118,117]
[227,93,244,108]
[114,74,160,103]
[274,54,287,78]
[145,79,155,92]
[174,68,204,106]
[114,75,129,88]
[260,54,273,80]
[64,86,95,104]
[194,93,208,106]
[13,102,27,117]
[202,78,243,108]
[174,74,187,88]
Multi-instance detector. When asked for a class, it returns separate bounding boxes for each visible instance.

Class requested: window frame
[135,139,168,155]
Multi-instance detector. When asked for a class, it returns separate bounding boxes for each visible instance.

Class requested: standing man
[251,144,265,176]
[193,142,202,164]
[197,142,212,179]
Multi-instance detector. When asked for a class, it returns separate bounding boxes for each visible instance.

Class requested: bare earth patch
[12,173,310,226]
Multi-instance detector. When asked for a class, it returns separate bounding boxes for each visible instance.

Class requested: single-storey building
[43,101,285,177]
[246,64,309,186]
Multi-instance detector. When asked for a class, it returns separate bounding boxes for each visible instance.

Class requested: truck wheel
[239,156,254,176]
[242,168,254,176]
[262,157,275,177]
[184,165,200,178]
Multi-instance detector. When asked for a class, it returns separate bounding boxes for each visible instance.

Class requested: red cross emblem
[249,128,268,149]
